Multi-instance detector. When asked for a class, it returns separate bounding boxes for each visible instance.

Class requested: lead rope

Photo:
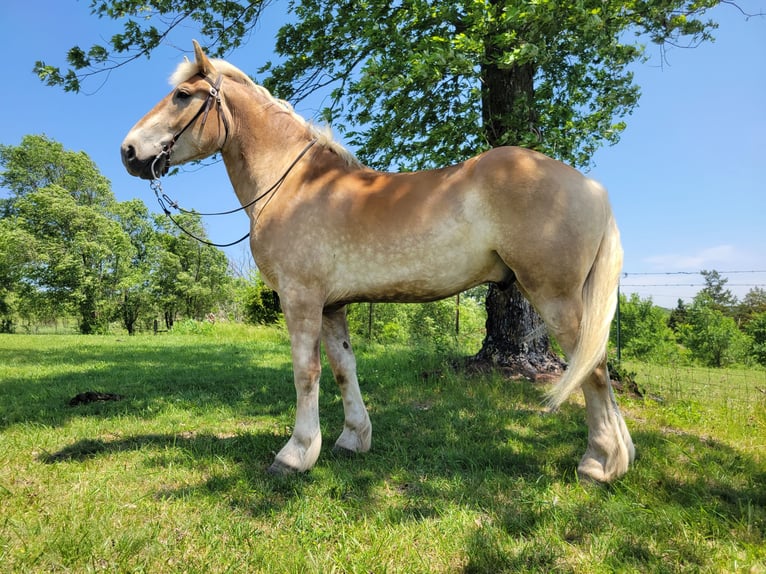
[151,178,251,248]
[149,139,318,248]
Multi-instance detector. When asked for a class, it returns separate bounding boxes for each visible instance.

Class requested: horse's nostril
[123,144,136,160]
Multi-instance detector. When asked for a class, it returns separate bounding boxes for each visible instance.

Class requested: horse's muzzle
[121,143,168,180]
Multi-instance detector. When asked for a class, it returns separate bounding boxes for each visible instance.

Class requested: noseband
[150,73,230,179]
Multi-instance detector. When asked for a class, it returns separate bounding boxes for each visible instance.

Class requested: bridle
[150,73,229,180]
[147,72,317,248]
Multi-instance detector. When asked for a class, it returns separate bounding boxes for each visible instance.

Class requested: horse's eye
[176,90,191,101]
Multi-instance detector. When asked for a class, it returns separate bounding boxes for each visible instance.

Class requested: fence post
[367,303,373,340]
[455,293,460,335]
[616,283,621,364]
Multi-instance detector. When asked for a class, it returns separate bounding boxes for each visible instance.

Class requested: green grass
[620,361,766,460]
[0,325,764,573]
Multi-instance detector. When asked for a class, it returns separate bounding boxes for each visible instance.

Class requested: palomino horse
[121,41,634,482]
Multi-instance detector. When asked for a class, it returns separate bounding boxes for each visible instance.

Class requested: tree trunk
[122,292,138,335]
[471,28,564,380]
[78,286,98,335]
[472,283,564,380]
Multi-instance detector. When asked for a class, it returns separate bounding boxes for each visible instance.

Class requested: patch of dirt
[68,391,123,406]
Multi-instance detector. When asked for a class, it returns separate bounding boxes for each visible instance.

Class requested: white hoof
[271,433,322,474]
[333,418,372,454]
[577,437,632,483]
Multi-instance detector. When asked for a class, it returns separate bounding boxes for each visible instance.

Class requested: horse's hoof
[576,468,606,485]
[267,460,299,476]
[332,444,357,458]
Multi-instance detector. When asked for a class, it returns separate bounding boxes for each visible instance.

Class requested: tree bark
[471,27,564,380]
[472,283,564,380]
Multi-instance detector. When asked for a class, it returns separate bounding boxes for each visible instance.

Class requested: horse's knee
[590,363,609,388]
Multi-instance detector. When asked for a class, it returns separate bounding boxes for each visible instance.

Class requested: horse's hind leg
[321,306,372,456]
[578,360,635,482]
[535,296,634,482]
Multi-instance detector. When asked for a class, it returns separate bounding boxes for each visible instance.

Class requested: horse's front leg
[321,306,371,455]
[268,302,324,475]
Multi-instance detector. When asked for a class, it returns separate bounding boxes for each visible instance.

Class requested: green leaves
[34,1,274,93]
[612,293,681,363]
[613,288,766,368]
[0,135,233,333]
[0,135,112,209]
[263,0,723,168]
[38,0,728,168]
[745,312,766,366]
[681,295,750,367]
[150,212,233,324]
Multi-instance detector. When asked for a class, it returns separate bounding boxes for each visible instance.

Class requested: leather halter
[150,138,318,248]
[150,73,230,179]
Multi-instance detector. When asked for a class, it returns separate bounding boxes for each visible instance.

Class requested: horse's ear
[192,40,216,76]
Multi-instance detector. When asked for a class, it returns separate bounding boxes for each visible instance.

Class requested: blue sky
[1,1,764,307]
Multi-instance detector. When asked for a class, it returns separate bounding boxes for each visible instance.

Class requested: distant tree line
[0,134,279,334]
[612,270,766,367]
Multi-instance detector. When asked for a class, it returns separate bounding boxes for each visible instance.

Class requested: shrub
[347,295,485,349]
[745,312,766,366]
[171,318,216,335]
[242,276,281,325]
[611,293,680,363]
[680,296,750,367]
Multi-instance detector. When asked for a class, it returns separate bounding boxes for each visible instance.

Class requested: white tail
[546,211,623,409]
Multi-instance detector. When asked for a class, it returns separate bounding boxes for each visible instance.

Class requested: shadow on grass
[12,337,765,571]
[35,364,586,526]
[0,336,295,429]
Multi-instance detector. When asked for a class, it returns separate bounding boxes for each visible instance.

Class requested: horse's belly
[326,241,506,304]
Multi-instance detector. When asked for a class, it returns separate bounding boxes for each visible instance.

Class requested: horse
[121,40,634,482]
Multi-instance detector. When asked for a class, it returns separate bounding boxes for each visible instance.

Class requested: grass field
[1,325,764,573]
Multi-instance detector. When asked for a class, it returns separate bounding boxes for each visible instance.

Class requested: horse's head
[121,41,230,180]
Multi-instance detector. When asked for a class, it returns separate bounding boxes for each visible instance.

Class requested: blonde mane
[170,58,363,169]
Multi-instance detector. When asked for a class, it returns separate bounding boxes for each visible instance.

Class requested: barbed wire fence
[616,269,766,420]
[618,269,766,307]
